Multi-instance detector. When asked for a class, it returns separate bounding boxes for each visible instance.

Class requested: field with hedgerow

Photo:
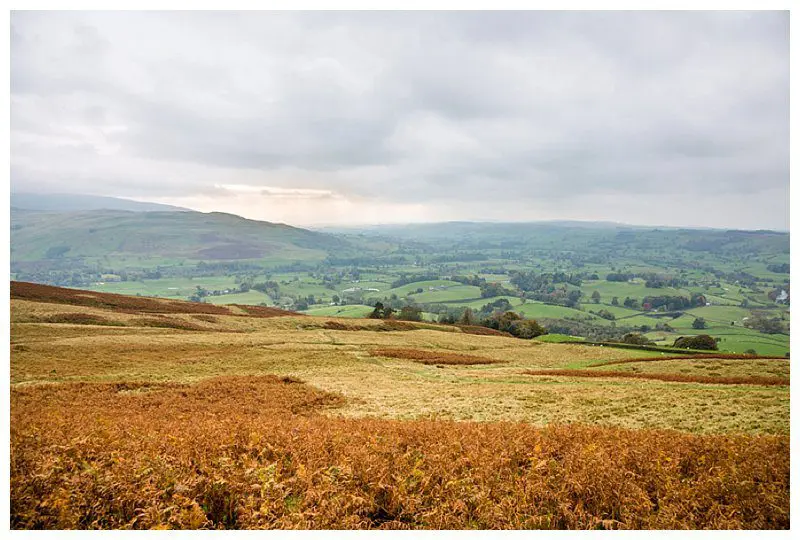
[10,282,790,529]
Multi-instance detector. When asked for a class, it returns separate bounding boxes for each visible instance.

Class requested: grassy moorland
[9,282,790,529]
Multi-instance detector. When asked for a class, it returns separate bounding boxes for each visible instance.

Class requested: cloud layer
[11,11,789,228]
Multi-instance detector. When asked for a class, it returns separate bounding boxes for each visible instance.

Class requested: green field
[204,290,275,306]
[303,304,375,318]
[447,296,524,310]
[83,276,239,300]
[516,302,611,324]
[366,280,482,304]
[580,279,684,302]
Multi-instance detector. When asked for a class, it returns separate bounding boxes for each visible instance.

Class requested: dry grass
[524,369,789,387]
[133,317,212,332]
[595,358,790,380]
[35,312,126,326]
[456,325,513,337]
[590,354,786,368]
[371,347,503,365]
[321,320,418,332]
[11,377,789,530]
[10,296,789,434]
[193,315,219,324]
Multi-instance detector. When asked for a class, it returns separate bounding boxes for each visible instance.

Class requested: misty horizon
[9,190,790,233]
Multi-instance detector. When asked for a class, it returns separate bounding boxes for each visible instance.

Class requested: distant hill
[10,208,352,266]
[11,192,190,213]
[317,220,640,239]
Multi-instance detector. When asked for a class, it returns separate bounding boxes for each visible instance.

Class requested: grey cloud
[10,10,789,228]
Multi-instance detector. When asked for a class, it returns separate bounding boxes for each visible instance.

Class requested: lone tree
[591,291,601,304]
[692,317,707,330]
[458,308,476,326]
[368,301,385,319]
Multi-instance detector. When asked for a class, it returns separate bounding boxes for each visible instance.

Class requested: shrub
[674,335,718,351]
[397,306,423,322]
[509,319,548,339]
[621,333,650,346]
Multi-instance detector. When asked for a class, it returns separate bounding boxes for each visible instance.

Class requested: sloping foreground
[12,376,789,530]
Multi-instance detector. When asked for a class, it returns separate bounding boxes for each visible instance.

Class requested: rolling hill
[11,192,190,213]
[10,208,354,266]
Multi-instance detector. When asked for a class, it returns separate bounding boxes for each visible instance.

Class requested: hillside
[11,192,190,213]
[10,208,353,266]
[9,283,790,528]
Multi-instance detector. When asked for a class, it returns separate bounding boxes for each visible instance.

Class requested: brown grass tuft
[320,320,419,332]
[371,347,502,365]
[11,376,789,529]
[456,325,514,337]
[524,369,789,387]
[132,317,210,332]
[231,304,303,318]
[192,314,219,324]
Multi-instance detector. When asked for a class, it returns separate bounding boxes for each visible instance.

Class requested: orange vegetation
[322,320,418,332]
[34,312,126,326]
[456,325,513,337]
[11,376,788,529]
[371,347,502,365]
[524,369,789,387]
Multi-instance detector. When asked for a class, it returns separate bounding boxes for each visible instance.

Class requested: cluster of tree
[434,306,547,339]
[293,295,320,311]
[767,263,790,274]
[590,308,616,321]
[429,253,488,263]
[390,274,440,289]
[691,317,707,330]
[510,270,581,290]
[368,301,396,320]
[250,280,280,295]
[476,311,547,339]
[480,281,514,298]
[641,294,704,312]
[477,298,514,316]
[723,271,757,287]
[641,273,688,288]
[606,272,634,282]
[619,333,651,345]
[535,318,639,342]
[673,335,718,350]
[451,275,487,287]
[743,313,788,335]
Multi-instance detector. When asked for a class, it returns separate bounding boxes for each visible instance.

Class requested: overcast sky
[11,11,789,229]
